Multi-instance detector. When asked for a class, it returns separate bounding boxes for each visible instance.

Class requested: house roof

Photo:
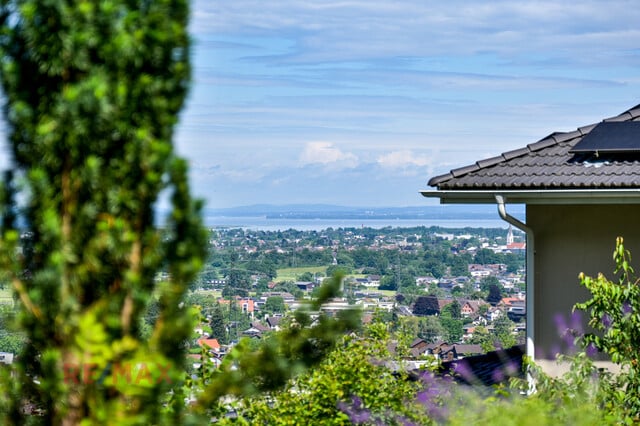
[424,104,640,204]
[197,338,220,350]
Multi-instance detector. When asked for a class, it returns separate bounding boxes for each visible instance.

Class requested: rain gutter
[420,189,640,205]
[494,195,535,367]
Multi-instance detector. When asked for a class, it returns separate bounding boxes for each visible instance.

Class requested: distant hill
[202,204,525,220]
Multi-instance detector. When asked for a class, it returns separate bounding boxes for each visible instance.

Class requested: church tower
[506,225,514,245]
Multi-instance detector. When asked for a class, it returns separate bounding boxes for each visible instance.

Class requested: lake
[204,216,513,231]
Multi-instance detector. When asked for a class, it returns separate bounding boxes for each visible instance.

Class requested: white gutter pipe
[495,195,535,371]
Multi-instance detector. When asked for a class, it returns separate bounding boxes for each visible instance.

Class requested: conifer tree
[0,1,206,424]
[209,303,228,344]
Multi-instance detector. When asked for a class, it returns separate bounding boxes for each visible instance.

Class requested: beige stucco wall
[527,204,640,360]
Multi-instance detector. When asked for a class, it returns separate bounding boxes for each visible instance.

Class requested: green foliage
[486,283,503,306]
[413,295,439,316]
[209,303,227,344]
[575,237,640,418]
[241,323,423,425]
[189,272,361,417]
[480,275,501,292]
[492,315,517,349]
[441,300,461,319]
[264,296,286,314]
[326,264,351,277]
[0,1,207,423]
[440,317,463,343]
[474,248,502,265]
[417,315,446,343]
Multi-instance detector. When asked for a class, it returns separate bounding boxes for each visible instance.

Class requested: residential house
[460,300,488,318]
[437,298,454,313]
[409,338,430,358]
[415,276,438,286]
[424,103,640,369]
[217,297,255,318]
[485,306,503,322]
[259,292,296,307]
[295,281,315,292]
[426,343,483,361]
[196,338,221,354]
[366,275,381,287]
[242,321,271,338]
[266,316,282,330]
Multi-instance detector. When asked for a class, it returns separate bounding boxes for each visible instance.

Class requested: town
[179,224,527,372]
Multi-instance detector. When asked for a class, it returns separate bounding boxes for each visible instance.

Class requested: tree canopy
[0,1,206,423]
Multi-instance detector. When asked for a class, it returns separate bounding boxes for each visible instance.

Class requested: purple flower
[585,342,598,358]
[504,360,519,376]
[554,313,568,335]
[623,301,633,316]
[492,368,505,383]
[453,360,475,383]
[602,313,612,329]
[569,311,584,336]
[416,388,438,405]
[337,396,371,424]
[562,330,577,354]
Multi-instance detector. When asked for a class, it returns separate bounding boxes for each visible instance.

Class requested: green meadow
[276,266,327,282]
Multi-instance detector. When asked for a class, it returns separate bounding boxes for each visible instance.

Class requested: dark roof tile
[428,104,640,190]
[527,137,557,152]
[501,146,530,160]
[451,164,479,177]
[476,155,504,169]
[578,123,598,135]
[552,130,582,144]
[627,106,640,119]
[604,112,632,122]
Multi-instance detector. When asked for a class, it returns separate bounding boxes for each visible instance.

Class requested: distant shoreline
[204,215,514,231]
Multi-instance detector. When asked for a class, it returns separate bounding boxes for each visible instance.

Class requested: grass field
[276,266,327,282]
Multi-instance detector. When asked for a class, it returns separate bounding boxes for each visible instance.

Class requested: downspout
[495,195,535,367]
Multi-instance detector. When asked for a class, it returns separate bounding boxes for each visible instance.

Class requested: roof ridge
[427,104,638,187]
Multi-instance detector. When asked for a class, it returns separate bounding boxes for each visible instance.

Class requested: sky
[180,0,640,209]
[8,2,640,210]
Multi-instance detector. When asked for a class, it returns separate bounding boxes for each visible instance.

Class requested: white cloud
[377,150,432,169]
[194,1,640,63]
[299,142,359,168]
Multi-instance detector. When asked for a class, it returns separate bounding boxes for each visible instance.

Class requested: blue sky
[40,2,640,209]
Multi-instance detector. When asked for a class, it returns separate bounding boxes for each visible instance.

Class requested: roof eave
[420,189,640,205]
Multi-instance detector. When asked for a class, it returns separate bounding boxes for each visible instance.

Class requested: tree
[243,324,423,424]
[575,237,640,417]
[492,315,517,349]
[423,258,446,279]
[0,1,207,423]
[486,283,503,306]
[474,248,501,265]
[378,274,397,291]
[440,317,463,343]
[297,271,314,282]
[413,296,440,316]
[418,316,445,343]
[467,325,494,352]
[441,300,461,319]
[225,268,250,296]
[265,296,286,314]
[450,255,471,277]
[209,303,228,344]
[326,265,351,277]
[480,275,501,292]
